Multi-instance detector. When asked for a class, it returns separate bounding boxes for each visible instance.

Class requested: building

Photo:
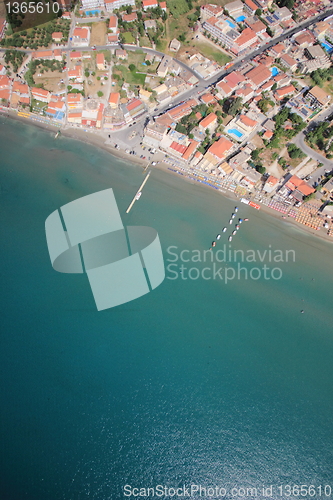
[293,30,315,48]
[31,87,51,103]
[67,93,83,109]
[157,55,172,78]
[200,4,224,21]
[274,84,296,100]
[169,38,181,52]
[68,111,82,124]
[115,49,127,59]
[280,53,298,72]
[243,0,258,15]
[142,0,158,9]
[122,12,137,22]
[263,175,279,193]
[307,86,330,108]
[96,53,105,70]
[224,0,244,18]
[233,27,257,54]
[109,14,118,32]
[109,92,120,108]
[52,32,63,43]
[72,27,90,46]
[246,64,271,88]
[198,113,217,133]
[104,0,135,11]
[123,98,145,121]
[45,98,66,120]
[144,20,157,30]
[68,65,83,82]
[207,136,234,161]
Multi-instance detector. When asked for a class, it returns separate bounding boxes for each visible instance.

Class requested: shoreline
[3,110,333,245]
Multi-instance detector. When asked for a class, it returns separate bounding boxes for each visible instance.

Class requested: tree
[129,63,136,72]
[256,165,266,174]
[97,91,103,97]
[227,97,242,116]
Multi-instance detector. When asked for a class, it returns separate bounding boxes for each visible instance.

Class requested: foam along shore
[3,109,333,245]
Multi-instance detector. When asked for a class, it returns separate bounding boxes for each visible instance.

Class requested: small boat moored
[244,218,249,221]
[229,219,233,224]
[232,230,236,235]
[231,213,236,219]
[216,234,221,240]
[235,207,239,212]
[228,236,232,242]
[212,241,216,247]
[236,224,240,230]
[222,227,227,232]
[239,218,243,223]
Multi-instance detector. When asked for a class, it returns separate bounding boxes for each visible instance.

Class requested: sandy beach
[2,108,333,245]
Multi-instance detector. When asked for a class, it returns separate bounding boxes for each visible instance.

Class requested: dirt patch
[34,70,64,93]
[90,22,107,47]
[85,71,109,98]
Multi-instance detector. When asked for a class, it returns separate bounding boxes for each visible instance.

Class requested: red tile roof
[208,137,233,159]
[199,112,217,128]
[170,141,187,154]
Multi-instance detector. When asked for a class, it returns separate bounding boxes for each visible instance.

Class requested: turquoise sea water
[1,119,333,500]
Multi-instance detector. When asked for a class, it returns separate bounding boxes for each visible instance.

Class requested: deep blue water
[1,119,333,500]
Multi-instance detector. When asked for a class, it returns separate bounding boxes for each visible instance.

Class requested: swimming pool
[236,15,246,22]
[85,9,101,16]
[228,128,243,138]
[271,66,279,77]
[225,19,236,28]
[321,41,333,54]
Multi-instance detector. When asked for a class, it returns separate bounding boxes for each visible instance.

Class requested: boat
[239,218,243,223]
[244,218,249,221]
[228,236,232,242]
[236,224,240,230]
[235,207,239,212]
[212,241,216,247]
[135,191,142,200]
[222,227,227,232]
[229,219,233,224]
[232,230,236,235]
[55,130,61,139]
[231,213,236,218]
[216,234,221,240]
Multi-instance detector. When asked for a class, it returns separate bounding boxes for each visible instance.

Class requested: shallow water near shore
[1,118,333,500]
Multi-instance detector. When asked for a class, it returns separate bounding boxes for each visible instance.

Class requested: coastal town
[1,0,333,237]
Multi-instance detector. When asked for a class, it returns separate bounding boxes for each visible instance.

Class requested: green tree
[97,90,103,97]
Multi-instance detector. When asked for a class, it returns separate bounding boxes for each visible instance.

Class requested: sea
[1,118,333,500]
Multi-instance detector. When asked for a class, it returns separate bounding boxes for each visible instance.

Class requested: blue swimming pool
[225,19,236,28]
[85,9,101,15]
[236,15,246,22]
[271,66,279,77]
[321,41,333,54]
[228,128,243,138]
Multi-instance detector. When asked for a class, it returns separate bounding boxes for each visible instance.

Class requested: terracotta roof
[247,19,266,33]
[271,43,285,55]
[280,53,297,67]
[52,32,63,39]
[160,1,166,7]
[308,85,330,105]
[239,114,257,127]
[182,140,199,160]
[244,0,258,10]
[0,75,10,88]
[31,87,50,97]
[170,141,187,154]
[275,85,295,98]
[200,93,216,104]
[0,89,10,99]
[67,93,83,102]
[217,81,232,95]
[73,27,89,39]
[224,71,246,89]
[267,175,278,185]
[96,53,104,64]
[208,137,233,159]
[109,92,120,104]
[246,64,271,87]
[235,28,257,48]
[109,14,118,28]
[12,81,29,94]
[19,96,30,104]
[126,98,143,111]
[199,112,217,128]
[70,51,82,59]
[142,0,158,6]
[122,12,137,21]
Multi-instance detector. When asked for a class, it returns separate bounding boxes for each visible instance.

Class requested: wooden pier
[126,171,151,214]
